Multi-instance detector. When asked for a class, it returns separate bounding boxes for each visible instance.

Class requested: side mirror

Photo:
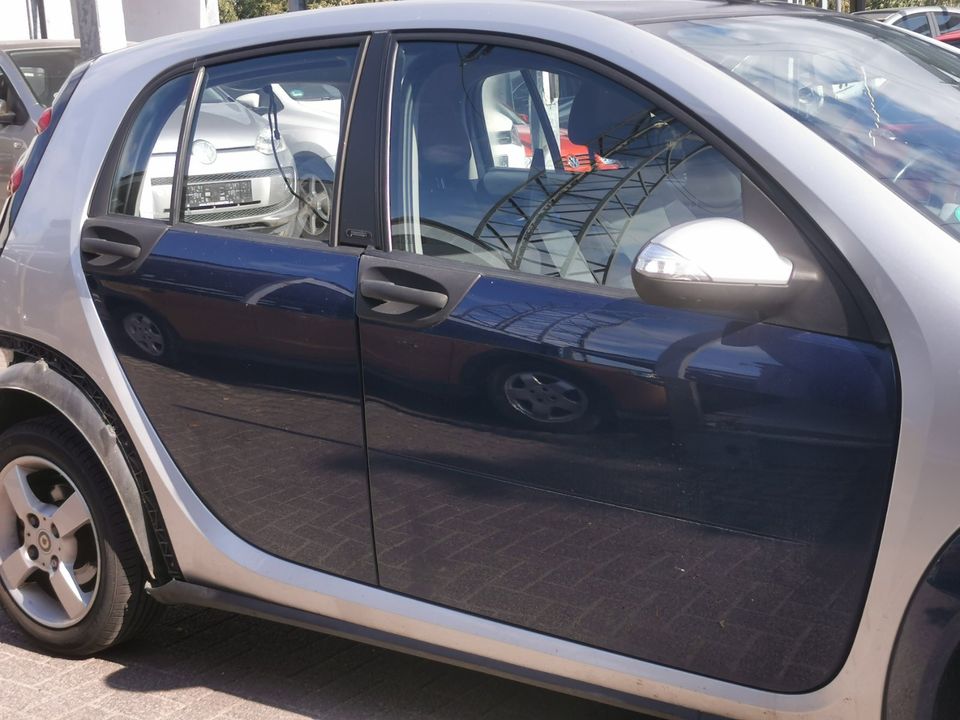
[235,93,261,110]
[631,218,794,315]
[0,100,14,126]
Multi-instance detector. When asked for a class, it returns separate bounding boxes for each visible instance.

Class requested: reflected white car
[143,89,300,235]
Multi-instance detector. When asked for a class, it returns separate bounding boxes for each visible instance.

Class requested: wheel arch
[0,357,161,581]
[885,528,960,720]
[292,147,335,178]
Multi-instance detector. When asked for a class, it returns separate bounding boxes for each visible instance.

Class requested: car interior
[389,42,747,289]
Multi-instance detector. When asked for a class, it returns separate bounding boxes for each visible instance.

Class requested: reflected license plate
[186,180,254,209]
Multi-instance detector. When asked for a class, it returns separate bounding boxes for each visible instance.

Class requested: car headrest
[675,148,742,215]
[567,81,653,150]
[418,101,473,178]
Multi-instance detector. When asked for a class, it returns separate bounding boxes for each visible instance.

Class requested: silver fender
[0,359,156,577]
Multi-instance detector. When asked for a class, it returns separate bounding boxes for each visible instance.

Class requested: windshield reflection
[651,14,960,238]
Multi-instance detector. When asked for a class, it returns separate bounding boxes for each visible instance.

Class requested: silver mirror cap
[635,218,793,286]
[235,92,260,110]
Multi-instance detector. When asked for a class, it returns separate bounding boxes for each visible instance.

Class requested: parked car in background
[230,81,345,239]
[2,3,960,720]
[138,87,301,238]
[853,4,960,36]
[0,40,81,202]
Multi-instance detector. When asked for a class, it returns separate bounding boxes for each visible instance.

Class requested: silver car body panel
[270,84,342,174]
[0,359,156,577]
[1,2,959,717]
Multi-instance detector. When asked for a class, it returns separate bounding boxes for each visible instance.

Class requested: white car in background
[235,81,343,238]
[142,88,300,236]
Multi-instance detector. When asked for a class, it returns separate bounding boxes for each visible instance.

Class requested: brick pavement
[0,605,653,720]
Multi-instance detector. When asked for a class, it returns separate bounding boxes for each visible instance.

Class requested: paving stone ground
[0,605,656,720]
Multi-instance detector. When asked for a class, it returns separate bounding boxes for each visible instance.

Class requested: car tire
[294,155,332,241]
[118,306,178,364]
[487,362,605,433]
[0,416,160,656]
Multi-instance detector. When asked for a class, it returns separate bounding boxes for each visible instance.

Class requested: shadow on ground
[58,605,652,719]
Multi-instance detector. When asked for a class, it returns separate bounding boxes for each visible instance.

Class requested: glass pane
[182,47,358,242]
[389,42,750,288]
[650,15,960,242]
[893,13,932,35]
[936,11,960,33]
[8,48,82,107]
[109,74,191,219]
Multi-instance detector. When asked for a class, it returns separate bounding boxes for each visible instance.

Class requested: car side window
[108,74,192,219]
[936,11,960,33]
[894,13,932,35]
[389,41,792,289]
[181,47,358,243]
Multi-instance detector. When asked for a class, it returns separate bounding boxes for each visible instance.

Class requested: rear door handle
[360,279,448,310]
[80,236,141,260]
[80,216,166,276]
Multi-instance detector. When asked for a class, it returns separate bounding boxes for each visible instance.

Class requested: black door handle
[360,279,448,310]
[80,235,141,260]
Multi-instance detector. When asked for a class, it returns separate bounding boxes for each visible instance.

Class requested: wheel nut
[27,545,38,560]
[50,557,59,571]
[27,514,39,528]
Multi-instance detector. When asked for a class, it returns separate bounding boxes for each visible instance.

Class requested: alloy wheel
[0,455,99,628]
[297,175,331,237]
[122,312,165,358]
[502,371,588,424]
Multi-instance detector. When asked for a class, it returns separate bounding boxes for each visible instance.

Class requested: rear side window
[181,46,358,243]
[936,11,960,33]
[108,75,192,219]
[894,13,932,35]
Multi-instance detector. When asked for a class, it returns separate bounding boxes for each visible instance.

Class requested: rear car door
[82,39,378,582]
[357,37,899,693]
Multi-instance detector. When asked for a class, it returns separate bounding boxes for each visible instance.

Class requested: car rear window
[8,47,82,107]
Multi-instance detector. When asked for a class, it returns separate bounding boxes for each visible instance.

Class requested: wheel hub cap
[122,312,164,357]
[503,371,588,423]
[297,175,330,237]
[0,456,99,628]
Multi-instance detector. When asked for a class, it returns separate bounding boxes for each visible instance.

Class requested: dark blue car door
[81,41,378,583]
[354,37,899,693]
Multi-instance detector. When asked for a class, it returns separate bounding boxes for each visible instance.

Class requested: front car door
[81,39,378,582]
[357,36,898,693]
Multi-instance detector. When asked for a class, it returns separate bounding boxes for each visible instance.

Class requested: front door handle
[356,254,480,328]
[360,278,448,310]
[80,236,141,261]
